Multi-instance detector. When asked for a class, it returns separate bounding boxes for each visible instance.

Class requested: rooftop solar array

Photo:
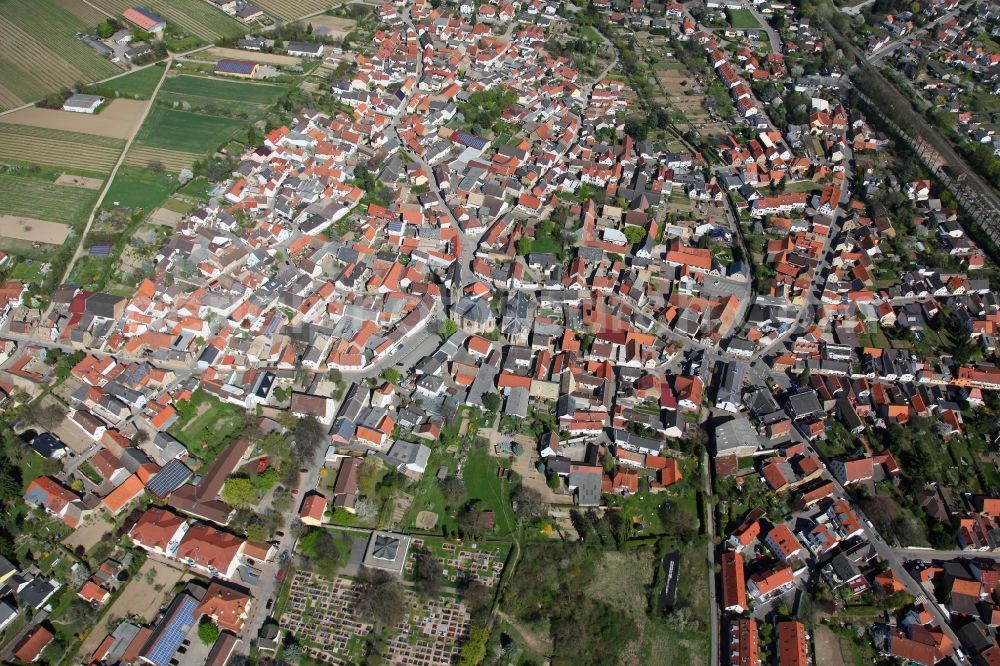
[144,595,198,666]
[147,459,193,499]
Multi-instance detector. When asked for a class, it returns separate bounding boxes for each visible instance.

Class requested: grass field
[0,123,124,174]
[134,107,246,150]
[169,389,248,465]
[104,166,177,212]
[727,8,761,29]
[0,173,100,225]
[462,445,515,537]
[0,0,121,110]
[160,74,287,105]
[88,0,244,41]
[86,66,165,100]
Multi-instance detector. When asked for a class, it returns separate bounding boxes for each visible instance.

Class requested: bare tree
[353,567,404,631]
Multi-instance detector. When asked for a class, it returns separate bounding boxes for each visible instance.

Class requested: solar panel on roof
[215,59,256,75]
[147,460,193,498]
[145,596,198,666]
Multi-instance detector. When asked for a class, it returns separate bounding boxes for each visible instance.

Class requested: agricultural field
[0,173,100,226]
[85,66,165,100]
[103,166,178,211]
[0,99,149,140]
[88,0,244,41]
[255,0,340,21]
[127,107,246,170]
[159,74,287,108]
[0,0,121,110]
[0,123,125,174]
[51,0,107,23]
[125,75,287,171]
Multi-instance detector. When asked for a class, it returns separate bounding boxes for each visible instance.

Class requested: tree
[462,580,492,618]
[293,416,326,459]
[438,319,459,340]
[459,505,486,539]
[660,503,698,541]
[381,368,402,385]
[441,476,466,507]
[547,474,561,491]
[198,618,220,645]
[511,485,546,524]
[222,477,257,508]
[354,567,404,630]
[601,451,615,474]
[482,393,501,413]
[413,547,444,598]
[357,457,383,496]
[23,402,63,430]
[302,529,341,578]
[458,624,491,666]
[862,495,900,531]
[354,497,379,521]
[623,226,646,244]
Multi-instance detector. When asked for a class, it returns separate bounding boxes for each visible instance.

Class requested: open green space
[160,74,287,106]
[0,173,99,225]
[727,8,761,29]
[462,445,515,537]
[86,66,165,100]
[104,166,177,212]
[134,107,245,153]
[169,389,248,464]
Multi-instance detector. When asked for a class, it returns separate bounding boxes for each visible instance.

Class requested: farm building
[286,41,324,58]
[63,94,106,114]
[122,6,167,33]
[214,59,260,79]
[237,4,265,22]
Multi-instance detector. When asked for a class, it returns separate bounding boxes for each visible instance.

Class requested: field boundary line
[55,58,173,290]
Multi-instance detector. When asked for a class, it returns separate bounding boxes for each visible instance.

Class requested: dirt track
[0,99,148,139]
[205,47,303,66]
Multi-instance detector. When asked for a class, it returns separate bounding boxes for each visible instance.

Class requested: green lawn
[134,107,246,153]
[462,445,515,537]
[10,259,44,282]
[401,449,459,535]
[0,173,99,225]
[86,66,165,100]
[104,166,177,212]
[169,389,247,464]
[727,8,760,29]
[159,74,287,105]
[603,458,702,535]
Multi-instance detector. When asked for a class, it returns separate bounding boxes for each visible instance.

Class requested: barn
[122,6,167,33]
[214,59,259,79]
[63,94,105,114]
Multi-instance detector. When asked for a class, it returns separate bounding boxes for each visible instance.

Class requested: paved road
[702,450,720,666]
[895,547,1000,562]
[826,19,1000,225]
[786,428,971,663]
